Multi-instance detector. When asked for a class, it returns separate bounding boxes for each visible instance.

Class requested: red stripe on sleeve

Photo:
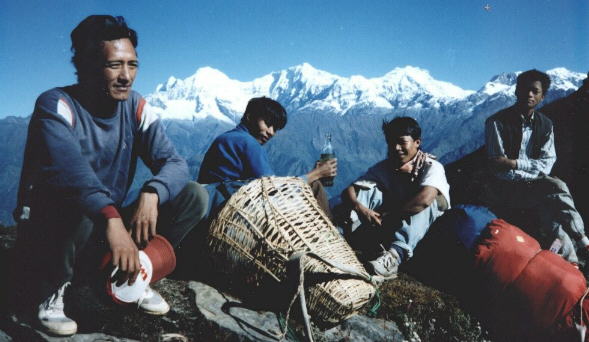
[136,98,146,124]
[100,205,121,220]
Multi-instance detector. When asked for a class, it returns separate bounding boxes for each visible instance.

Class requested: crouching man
[342,117,450,279]
[13,15,208,336]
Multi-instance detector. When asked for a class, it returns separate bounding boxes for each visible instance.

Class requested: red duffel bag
[474,219,588,340]
[474,219,542,291]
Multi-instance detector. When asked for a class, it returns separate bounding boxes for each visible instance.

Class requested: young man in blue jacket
[198,96,336,217]
[14,15,208,336]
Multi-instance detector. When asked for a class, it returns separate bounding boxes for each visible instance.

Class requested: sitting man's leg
[125,181,208,314]
[155,181,209,248]
[533,176,587,264]
[308,180,333,221]
[15,211,98,336]
[369,199,445,279]
[553,227,579,264]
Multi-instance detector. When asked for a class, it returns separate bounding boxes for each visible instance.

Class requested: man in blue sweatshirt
[14,15,208,336]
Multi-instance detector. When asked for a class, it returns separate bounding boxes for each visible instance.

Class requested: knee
[309,179,322,192]
[177,181,209,219]
[543,176,571,194]
[553,178,570,193]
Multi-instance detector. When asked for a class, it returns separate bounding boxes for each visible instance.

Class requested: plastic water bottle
[320,133,335,187]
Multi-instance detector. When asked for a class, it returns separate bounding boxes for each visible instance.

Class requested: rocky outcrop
[0,277,406,342]
[190,280,404,342]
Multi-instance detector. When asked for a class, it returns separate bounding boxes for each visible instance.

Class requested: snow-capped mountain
[0,65,584,226]
[146,63,475,122]
[146,64,584,170]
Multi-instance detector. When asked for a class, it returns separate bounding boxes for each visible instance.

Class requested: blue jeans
[350,186,445,258]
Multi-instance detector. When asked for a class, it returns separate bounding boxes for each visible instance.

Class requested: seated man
[13,15,208,336]
[198,96,336,217]
[484,69,588,265]
[341,117,450,279]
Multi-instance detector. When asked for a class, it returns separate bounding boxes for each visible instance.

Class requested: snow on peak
[479,68,585,97]
[147,66,255,122]
[547,67,586,91]
[149,64,589,122]
[548,67,580,79]
[191,66,231,84]
[480,72,518,96]
[380,66,473,101]
[383,65,431,80]
[286,63,338,82]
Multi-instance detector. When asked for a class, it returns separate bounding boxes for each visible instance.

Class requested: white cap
[107,251,153,304]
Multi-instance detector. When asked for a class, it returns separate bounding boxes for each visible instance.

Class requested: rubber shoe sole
[38,319,77,336]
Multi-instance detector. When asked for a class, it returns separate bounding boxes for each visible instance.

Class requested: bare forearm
[342,185,382,225]
[342,186,360,208]
[401,186,438,215]
[488,156,516,171]
[305,169,320,184]
[306,159,337,184]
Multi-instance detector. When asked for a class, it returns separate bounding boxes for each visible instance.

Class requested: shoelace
[43,282,70,313]
[136,287,152,309]
[376,245,395,270]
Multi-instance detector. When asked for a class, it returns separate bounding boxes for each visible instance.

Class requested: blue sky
[0,0,587,118]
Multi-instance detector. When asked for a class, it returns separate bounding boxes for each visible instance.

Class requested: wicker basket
[208,176,376,325]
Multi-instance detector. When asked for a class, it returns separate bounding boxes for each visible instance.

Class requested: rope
[575,286,589,341]
[277,313,302,342]
[366,289,382,318]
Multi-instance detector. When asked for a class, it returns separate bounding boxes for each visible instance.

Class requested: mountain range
[0,64,584,225]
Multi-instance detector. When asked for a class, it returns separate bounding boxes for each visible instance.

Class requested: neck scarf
[395,150,435,182]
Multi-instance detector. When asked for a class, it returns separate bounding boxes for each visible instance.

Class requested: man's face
[515,80,544,110]
[388,135,420,164]
[98,38,138,101]
[251,118,276,145]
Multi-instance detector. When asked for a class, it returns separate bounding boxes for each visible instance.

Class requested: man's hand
[106,218,140,286]
[130,191,159,247]
[354,202,382,226]
[307,159,337,184]
[489,156,517,171]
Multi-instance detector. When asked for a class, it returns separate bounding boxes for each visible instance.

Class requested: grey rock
[0,330,12,342]
[189,280,406,342]
[323,315,404,342]
[189,281,284,342]
[0,315,139,342]
[36,332,139,342]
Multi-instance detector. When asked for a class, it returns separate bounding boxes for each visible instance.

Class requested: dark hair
[516,69,551,96]
[382,116,421,142]
[241,97,287,131]
[71,15,138,82]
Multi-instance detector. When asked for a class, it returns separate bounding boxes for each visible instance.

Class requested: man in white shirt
[484,69,587,265]
[342,117,450,279]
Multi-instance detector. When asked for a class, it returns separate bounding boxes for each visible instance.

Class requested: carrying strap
[275,251,377,342]
[575,287,589,341]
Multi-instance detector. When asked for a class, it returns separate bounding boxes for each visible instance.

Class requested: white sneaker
[37,282,77,336]
[137,286,170,315]
[368,247,401,279]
